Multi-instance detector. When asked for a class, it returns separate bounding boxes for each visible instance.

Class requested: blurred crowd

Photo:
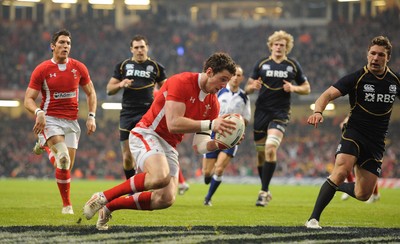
[0,112,398,180]
[1,8,399,99]
[0,7,399,180]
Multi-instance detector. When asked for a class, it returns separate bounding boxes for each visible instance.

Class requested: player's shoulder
[68,58,87,68]
[147,57,164,66]
[255,56,271,66]
[33,59,55,74]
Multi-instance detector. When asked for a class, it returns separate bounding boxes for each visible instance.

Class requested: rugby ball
[214,114,245,149]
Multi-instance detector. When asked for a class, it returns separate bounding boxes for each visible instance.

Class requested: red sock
[178,169,185,184]
[106,192,152,212]
[44,147,56,167]
[103,172,146,201]
[346,172,354,182]
[55,168,71,206]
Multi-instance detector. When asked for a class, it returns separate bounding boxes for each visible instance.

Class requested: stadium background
[0,0,399,186]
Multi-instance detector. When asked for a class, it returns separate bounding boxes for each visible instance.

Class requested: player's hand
[86,117,96,135]
[120,79,134,88]
[251,78,262,90]
[282,80,293,93]
[307,113,324,128]
[33,112,46,134]
[211,114,236,136]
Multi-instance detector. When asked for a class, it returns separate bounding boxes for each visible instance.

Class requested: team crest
[389,85,397,94]
[146,65,154,73]
[286,66,293,73]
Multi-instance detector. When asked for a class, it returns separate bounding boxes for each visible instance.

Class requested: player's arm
[282,80,311,95]
[307,86,341,128]
[156,79,166,90]
[106,77,133,95]
[24,87,46,134]
[165,100,235,134]
[244,77,262,94]
[82,81,97,135]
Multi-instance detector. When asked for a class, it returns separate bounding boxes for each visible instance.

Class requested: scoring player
[83,52,238,230]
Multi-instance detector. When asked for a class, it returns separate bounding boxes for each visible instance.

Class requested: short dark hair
[51,29,71,46]
[130,35,149,47]
[369,36,392,57]
[203,52,236,75]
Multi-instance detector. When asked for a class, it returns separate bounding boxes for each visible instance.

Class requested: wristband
[314,111,323,115]
[200,120,211,131]
[35,108,44,116]
[88,112,96,119]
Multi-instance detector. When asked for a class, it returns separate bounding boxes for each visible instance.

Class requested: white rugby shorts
[129,127,179,177]
[38,116,81,149]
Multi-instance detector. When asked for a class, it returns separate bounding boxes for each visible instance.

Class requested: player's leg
[94,153,178,230]
[204,151,232,206]
[366,184,380,203]
[178,167,189,195]
[47,135,74,214]
[84,153,170,220]
[306,153,355,229]
[255,127,283,207]
[353,164,378,201]
[121,136,135,179]
[202,152,217,184]
[341,171,355,200]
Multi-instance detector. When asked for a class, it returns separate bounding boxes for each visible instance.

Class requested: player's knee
[52,143,70,170]
[255,143,265,153]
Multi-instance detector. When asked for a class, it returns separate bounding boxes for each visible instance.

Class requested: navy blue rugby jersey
[334,66,400,142]
[113,58,167,109]
[250,57,308,111]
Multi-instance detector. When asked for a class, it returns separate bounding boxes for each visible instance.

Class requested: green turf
[0,178,399,228]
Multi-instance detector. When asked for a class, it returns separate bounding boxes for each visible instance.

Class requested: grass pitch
[0,178,399,243]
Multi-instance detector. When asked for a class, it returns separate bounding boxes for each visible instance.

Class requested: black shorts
[253,108,289,141]
[336,127,383,177]
[119,107,149,141]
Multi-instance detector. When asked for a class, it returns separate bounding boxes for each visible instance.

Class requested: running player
[245,30,311,207]
[106,35,167,180]
[24,29,97,214]
[305,36,399,229]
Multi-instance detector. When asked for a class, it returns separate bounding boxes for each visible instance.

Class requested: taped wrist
[200,120,213,132]
[192,132,214,154]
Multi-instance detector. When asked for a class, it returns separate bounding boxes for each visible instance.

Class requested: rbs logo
[126,69,151,78]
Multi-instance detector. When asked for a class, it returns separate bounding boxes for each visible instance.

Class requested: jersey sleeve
[28,64,45,91]
[332,70,361,96]
[77,61,91,86]
[243,94,252,122]
[292,58,308,85]
[112,60,125,81]
[156,62,167,83]
[166,74,191,103]
[250,59,262,80]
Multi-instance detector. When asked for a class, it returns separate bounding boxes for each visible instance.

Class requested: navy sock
[124,169,136,180]
[338,182,356,198]
[205,176,222,201]
[309,178,338,221]
[257,166,263,182]
[261,162,276,192]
